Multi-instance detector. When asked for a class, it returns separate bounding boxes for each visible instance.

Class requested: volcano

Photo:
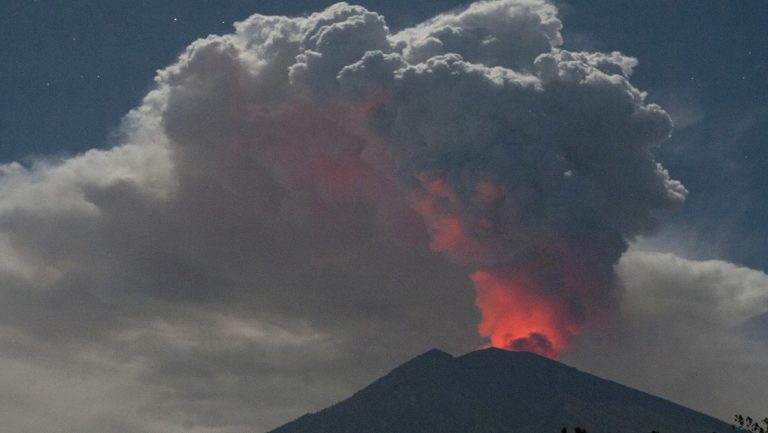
[268,348,732,433]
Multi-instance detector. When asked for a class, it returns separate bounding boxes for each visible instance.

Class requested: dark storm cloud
[0,1,763,431]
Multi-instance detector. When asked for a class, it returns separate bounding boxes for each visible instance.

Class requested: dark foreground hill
[268,348,732,433]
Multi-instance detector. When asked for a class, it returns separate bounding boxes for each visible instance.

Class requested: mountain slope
[268,348,732,433]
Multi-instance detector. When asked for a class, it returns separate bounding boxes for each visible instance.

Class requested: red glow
[407,174,588,358]
[407,173,490,263]
[236,93,602,358]
[234,92,428,241]
[471,266,581,359]
[259,96,394,204]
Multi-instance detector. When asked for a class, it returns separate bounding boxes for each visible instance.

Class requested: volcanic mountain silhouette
[268,348,732,433]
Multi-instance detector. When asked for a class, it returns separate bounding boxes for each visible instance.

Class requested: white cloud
[565,249,768,421]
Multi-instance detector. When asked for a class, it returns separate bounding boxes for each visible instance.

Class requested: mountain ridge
[268,348,732,433]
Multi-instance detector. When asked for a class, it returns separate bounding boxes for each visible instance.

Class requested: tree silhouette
[734,414,768,433]
[555,414,768,433]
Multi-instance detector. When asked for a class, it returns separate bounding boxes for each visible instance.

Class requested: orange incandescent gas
[471,266,582,359]
[407,173,592,359]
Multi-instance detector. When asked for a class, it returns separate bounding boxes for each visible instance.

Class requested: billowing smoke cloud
[278,0,685,356]
[71,0,684,359]
[3,1,761,432]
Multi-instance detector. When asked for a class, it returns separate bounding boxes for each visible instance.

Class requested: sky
[0,1,767,432]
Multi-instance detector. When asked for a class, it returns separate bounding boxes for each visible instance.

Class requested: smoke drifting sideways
[5,0,685,360]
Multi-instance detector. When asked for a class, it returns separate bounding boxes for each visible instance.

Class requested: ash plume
[289,0,686,355]
[3,0,684,359]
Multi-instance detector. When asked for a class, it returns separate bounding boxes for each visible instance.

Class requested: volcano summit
[269,348,732,433]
